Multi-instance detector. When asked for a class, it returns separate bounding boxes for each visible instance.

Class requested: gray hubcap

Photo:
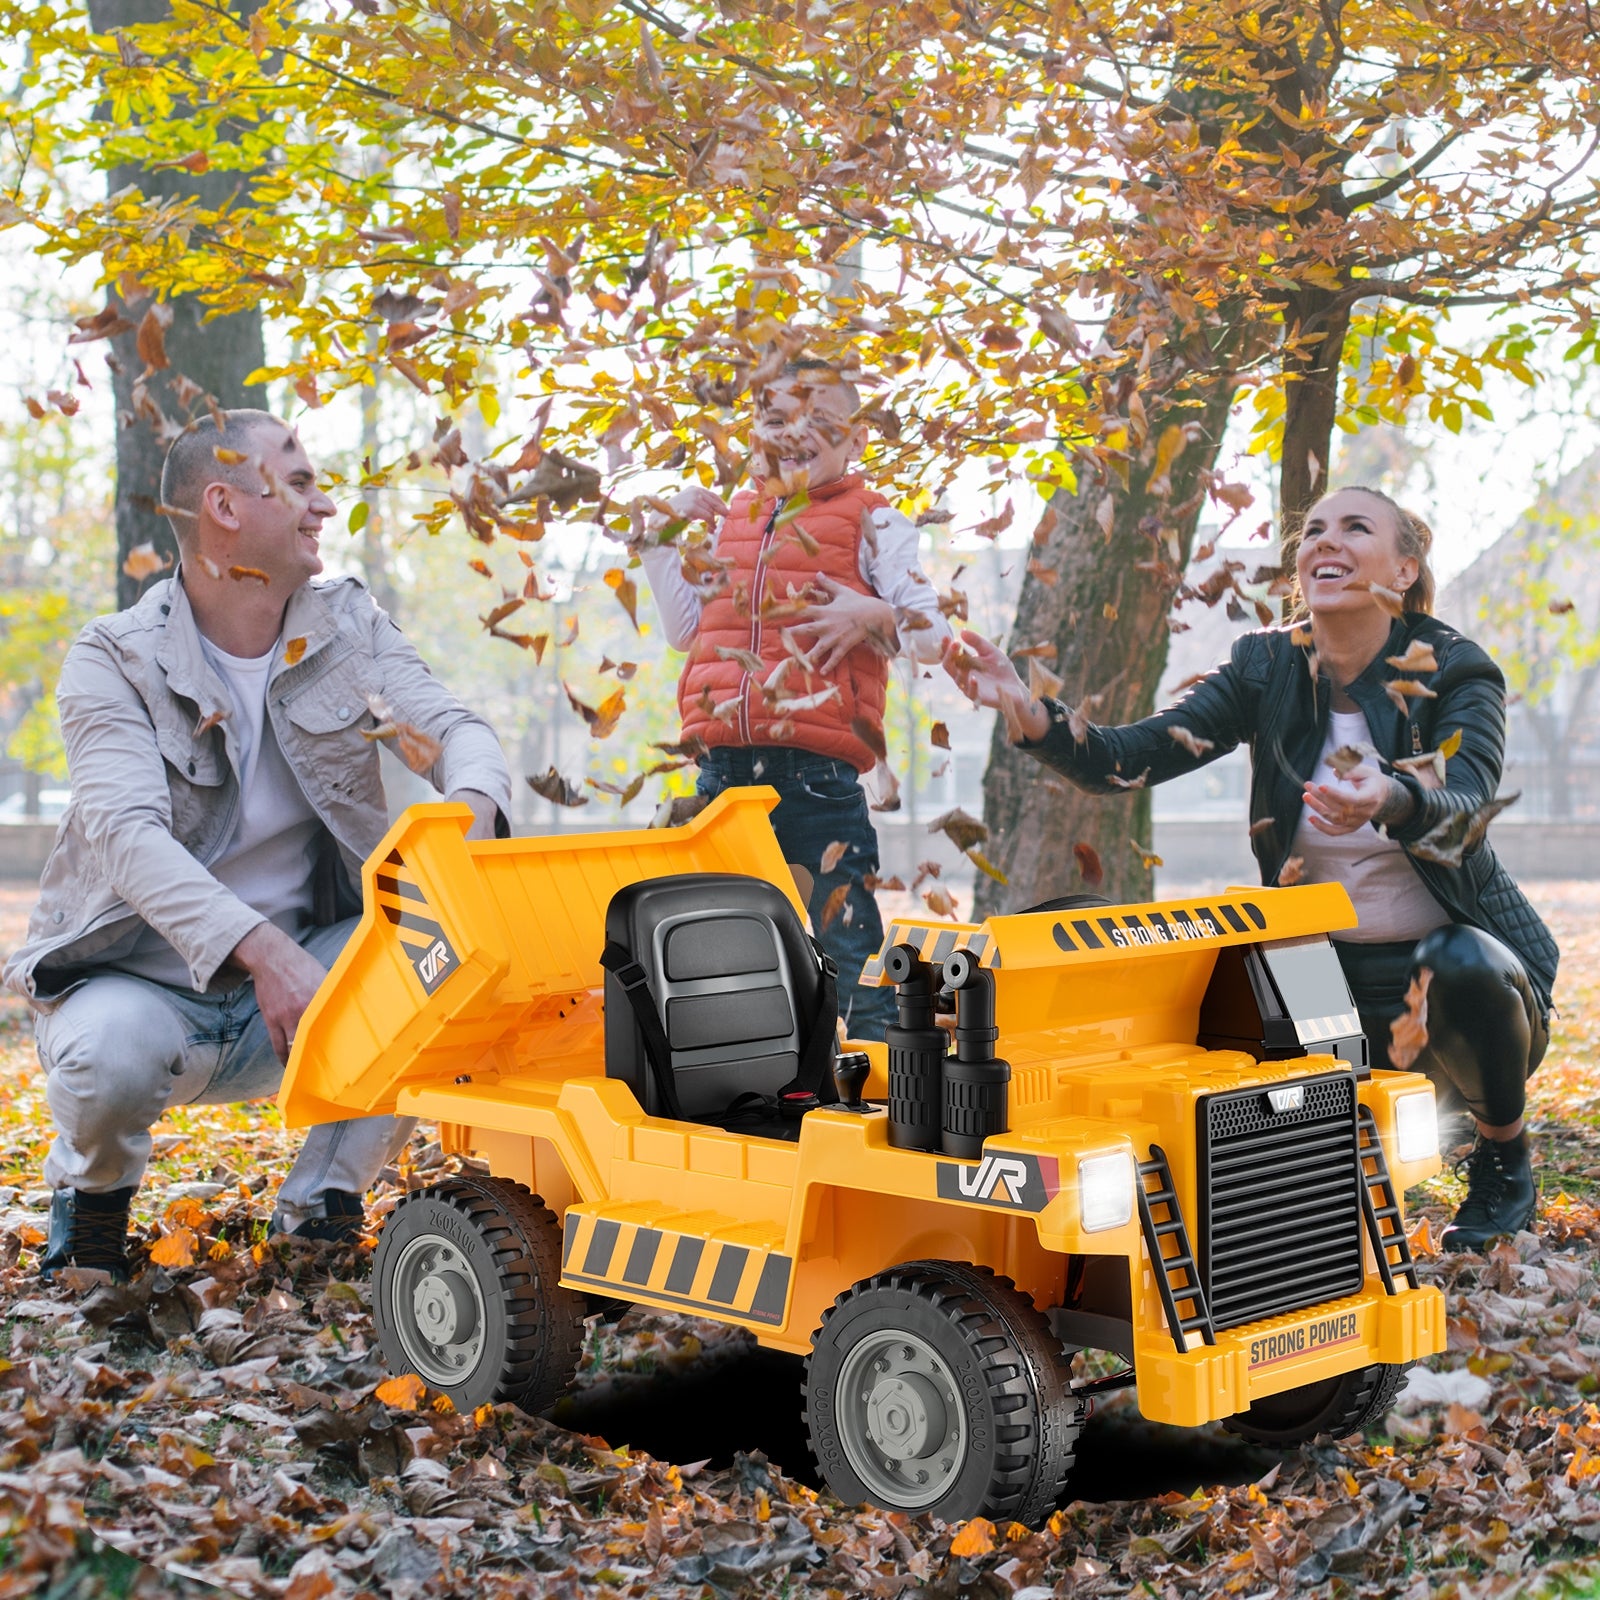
[836,1330,968,1508]
[390,1235,488,1387]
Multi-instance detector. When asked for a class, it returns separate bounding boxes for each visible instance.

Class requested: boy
[638,359,948,1040]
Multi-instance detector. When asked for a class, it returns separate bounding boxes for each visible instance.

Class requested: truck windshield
[1261,936,1357,1025]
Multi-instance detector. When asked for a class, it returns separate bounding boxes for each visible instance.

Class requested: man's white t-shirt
[1289,708,1451,945]
[117,638,321,987]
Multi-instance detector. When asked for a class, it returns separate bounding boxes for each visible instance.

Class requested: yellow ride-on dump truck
[280,787,1445,1526]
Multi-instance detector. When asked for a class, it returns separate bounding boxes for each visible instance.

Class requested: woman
[945,485,1558,1252]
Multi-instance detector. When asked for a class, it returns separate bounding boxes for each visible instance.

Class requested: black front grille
[1198,1072,1364,1330]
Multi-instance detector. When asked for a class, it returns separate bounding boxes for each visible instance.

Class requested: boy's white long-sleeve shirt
[638,503,950,663]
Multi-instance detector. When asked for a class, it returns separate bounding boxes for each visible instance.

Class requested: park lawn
[0,884,1597,1598]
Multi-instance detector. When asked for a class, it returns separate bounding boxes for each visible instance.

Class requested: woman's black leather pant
[1334,925,1548,1128]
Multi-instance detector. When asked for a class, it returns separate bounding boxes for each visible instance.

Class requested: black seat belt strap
[780,938,839,1105]
[600,941,684,1122]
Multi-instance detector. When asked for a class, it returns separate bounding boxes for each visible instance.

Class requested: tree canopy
[6,0,1600,897]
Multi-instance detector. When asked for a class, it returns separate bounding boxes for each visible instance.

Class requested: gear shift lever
[832,1050,871,1111]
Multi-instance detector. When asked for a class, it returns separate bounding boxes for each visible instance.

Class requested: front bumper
[1132,1279,1444,1428]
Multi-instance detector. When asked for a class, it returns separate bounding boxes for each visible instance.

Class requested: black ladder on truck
[1137,1145,1216,1353]
[1356,1105,1420,1292]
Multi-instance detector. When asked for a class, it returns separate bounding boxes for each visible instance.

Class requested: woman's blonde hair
[1293,484,1436,616]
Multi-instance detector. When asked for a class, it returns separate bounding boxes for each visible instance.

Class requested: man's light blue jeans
[32,917,414,1231]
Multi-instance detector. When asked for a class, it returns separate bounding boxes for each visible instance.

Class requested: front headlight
[1078,1150,1136,1232]
[1394,1089,1439,1164]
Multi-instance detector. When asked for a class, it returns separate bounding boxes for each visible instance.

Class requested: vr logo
[955,1155,1030,1205]
[416,939,451,986]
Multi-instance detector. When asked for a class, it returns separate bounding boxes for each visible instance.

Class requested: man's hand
[231,923,328,1063]
[448,788,502,840]
[1303,766,1415,835]
[794,576,898,672]
[942,629,1051,743]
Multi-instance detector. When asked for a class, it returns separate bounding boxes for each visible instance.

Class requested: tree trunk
[1276,288,1352,538]
[86,0,268,610]
[974,348,1243,913]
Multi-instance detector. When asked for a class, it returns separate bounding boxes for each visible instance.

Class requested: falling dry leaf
[1386,640,1439,673]
[1130,838,1163,870]
[967,849,1008,884]
[1277,855,1306,886]
[1249,817,1276,838]
[527,767,589,807]
[1328,743,1377,779]
[1290,626,1314,648]
[863,872,906,892]
[1011,641,1058,661]
[121,543,171,582]
[1028,656,1065,701]
[923,883,958,918]
[136,303,173,370]
[1073,841,1104,888]
[819,840,848,874]
[565,683,627,739]
[1388,968,1433,1069]
[1384,678,1439,714]
[194,708,227,737]
[1353,580,1406,618]
[1106,768,1150,790]
[283,637,307,667]
[715,644,765,675]
[930,721,951,750]
[604,567,640,629]
[213,446,250,466]
[819,884,851,930]
[1548,597,1576,615]
[928,807,988,853]
[229,566,270,585]
[1408,791,1520,867]
[1168,725,1214,759]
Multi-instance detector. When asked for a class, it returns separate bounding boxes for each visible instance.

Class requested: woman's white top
[1289,708,1452,945]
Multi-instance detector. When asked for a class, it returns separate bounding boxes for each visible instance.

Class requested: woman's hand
[1303,766,1415,835]
[942,628,1050,743]
[794,576,898,672]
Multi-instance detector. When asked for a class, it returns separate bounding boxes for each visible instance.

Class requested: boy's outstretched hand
[797,575,899,672]
[666,487,731,524]
[941,629,1051,744]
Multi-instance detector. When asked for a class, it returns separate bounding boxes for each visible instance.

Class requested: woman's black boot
[1441,1131,1536,1252]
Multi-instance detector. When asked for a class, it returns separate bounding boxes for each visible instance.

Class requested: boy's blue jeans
[695,747,898,1042]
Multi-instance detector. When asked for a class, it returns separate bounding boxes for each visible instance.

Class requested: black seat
[602,873,832,1121]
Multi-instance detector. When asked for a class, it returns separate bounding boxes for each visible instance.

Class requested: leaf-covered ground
[2,883,1600,1600]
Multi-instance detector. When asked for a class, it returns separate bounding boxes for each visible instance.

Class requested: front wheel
[1224,1361,1412,1447]
[805,1260,1081,1525]
[372,1176,585,1414]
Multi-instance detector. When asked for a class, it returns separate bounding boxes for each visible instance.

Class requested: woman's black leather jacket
[1022,613,1559,1008]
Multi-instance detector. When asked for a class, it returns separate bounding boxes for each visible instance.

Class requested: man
[5,409,512,1282]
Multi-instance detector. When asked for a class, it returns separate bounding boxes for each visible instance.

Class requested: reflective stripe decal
[561,1211,791,1326]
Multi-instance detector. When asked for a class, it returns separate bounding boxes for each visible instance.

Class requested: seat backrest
[603,873,823,1118]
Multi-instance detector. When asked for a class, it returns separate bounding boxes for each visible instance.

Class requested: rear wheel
[805,1260,1081,1525]
[373,1176,585,1414]
[1224,1361,1411,1447]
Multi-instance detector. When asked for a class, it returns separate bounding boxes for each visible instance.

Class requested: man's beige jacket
[5,573,512,1010]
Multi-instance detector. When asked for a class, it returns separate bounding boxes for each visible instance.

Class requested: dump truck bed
[280,789,804,1126]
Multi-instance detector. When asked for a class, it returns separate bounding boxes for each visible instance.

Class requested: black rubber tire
[1223,1361,1412,1447]
[372,1176,585,1415]
[805,1260,1082,1526]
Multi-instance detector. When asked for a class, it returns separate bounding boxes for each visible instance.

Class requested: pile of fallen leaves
[1,886,1598,1597]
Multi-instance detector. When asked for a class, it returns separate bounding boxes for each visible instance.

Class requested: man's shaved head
[160,409,298,547]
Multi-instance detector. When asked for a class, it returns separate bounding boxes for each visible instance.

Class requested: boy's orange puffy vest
[678,473,891,774]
